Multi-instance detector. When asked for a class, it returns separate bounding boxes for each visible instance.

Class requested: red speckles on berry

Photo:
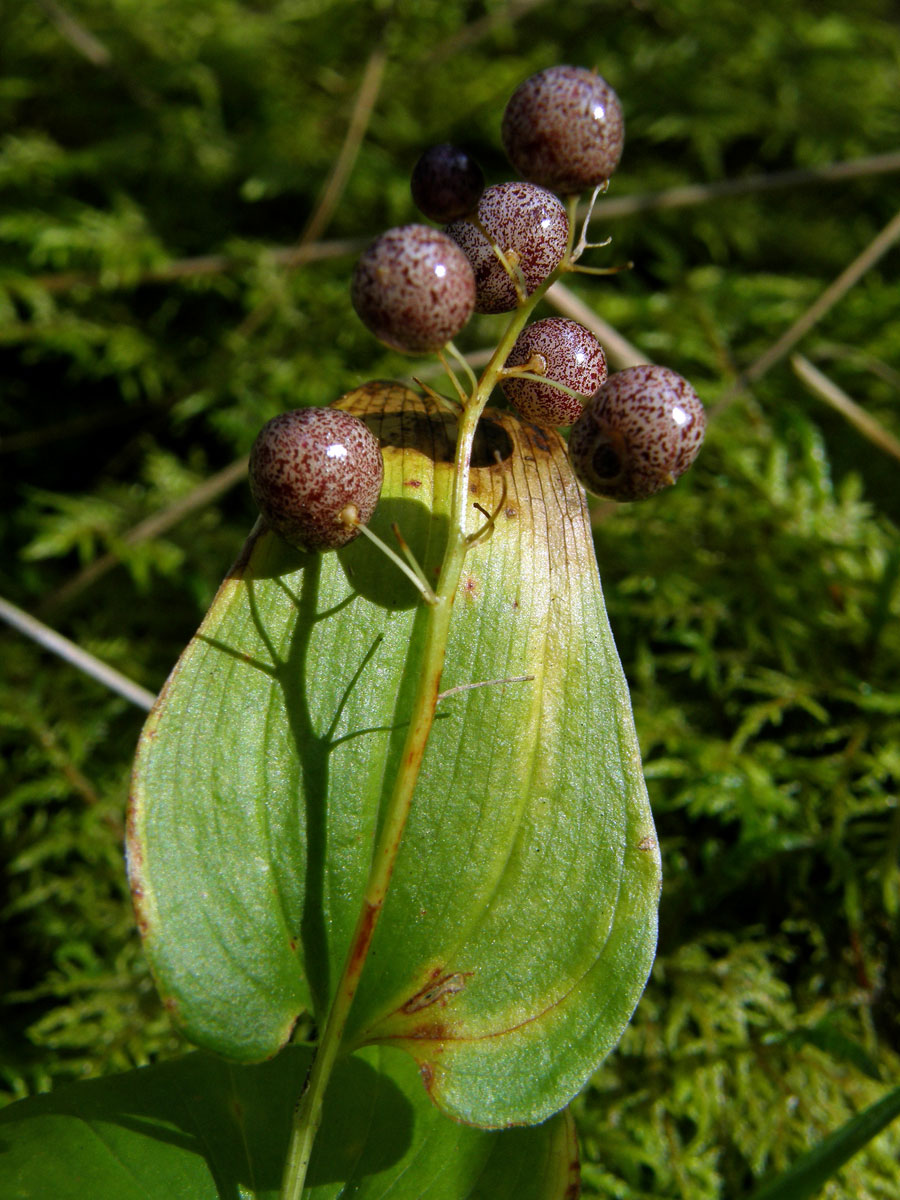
[249,407,383,550]
[351,225,476,354]
[411,144,485,223]
[446,182,569,314]
[502,66,625,195]
[568,365,706,500]
[501,318,607,427]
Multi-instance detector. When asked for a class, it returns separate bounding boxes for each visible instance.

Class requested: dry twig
[1,595,156,710]
[791,355,900,464]
[31,240,364,296]
[715,206,900,412]
[28,153,900,297]
[32,0,111,67]
[594,151,900,221]
[42,456,250,613]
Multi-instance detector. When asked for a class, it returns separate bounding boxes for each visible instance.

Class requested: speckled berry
[446,182,569,314]
[249,407,383,550]
[351,225,476,353]
[502,65,624,195]
[411,144,485,223]
[568,365,705,500]
[501,318,607,427]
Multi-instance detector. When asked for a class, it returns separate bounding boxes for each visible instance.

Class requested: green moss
[2,0,899,1193]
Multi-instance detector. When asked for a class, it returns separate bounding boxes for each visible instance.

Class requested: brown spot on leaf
[401,971,472,1014]
[637,835,657,852]
[404,478,422,488]
[405,1020,451,1040]
[525,423,552,453]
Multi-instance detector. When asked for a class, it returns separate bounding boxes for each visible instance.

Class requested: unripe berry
[501,318,607,427]
[568,365,705,501]
[249,407,383,550]
[411,144,485,222]
[502,65,624,194]
[446,181,569,314]
[351,225,476,354]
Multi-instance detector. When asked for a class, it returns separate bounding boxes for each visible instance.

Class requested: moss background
[1,1,899,1195]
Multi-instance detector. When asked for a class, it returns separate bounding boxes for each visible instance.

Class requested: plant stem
[278,267,562,1200]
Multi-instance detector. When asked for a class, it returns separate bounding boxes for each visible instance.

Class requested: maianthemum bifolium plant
[0,64,710,1200]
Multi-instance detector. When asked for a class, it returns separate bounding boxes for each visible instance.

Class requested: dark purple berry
[446,182,569,314]
[568,365,705,501]
[411,144,485,223]
[351,225,476,353]
[502,65,624,195]
[249,407,383,550]
[501,318,607,427]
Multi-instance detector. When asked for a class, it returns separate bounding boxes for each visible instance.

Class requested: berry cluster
[249,65,706,549]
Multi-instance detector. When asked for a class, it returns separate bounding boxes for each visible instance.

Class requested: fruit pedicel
[250,62,706,551]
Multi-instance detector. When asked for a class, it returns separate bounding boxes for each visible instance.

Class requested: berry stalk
[279,265,564,1200]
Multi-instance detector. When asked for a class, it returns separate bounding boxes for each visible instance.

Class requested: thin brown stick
[299,49,388,246]
[32,0,111,67]
[42,456,250,614]
[0,595,156,710]
[30,239,365,296]
[28,153,900,297]
[235,48,388,341]
[791,354,900,464]
[716,206,900,412]
[594,151,900,221]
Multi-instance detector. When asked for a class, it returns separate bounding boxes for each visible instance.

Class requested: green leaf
[0,1046,579,1199]
[747,1084,900,1200]
[128,383,660,1126]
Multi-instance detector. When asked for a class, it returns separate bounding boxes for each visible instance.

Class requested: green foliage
[2,0,899,1195]
[0,1045,579,1199]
